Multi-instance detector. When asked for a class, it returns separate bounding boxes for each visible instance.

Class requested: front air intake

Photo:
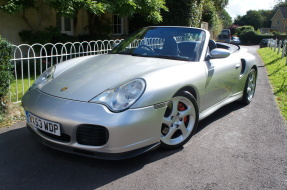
[76,124,109,146]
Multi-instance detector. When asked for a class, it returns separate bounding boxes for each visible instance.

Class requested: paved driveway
[1,45,286,190]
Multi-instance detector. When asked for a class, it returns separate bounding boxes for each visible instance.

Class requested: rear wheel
[160,91,199,149]
[241,68,257,105]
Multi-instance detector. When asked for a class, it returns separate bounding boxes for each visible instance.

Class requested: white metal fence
[8,37,195,103]
[9,40,123,103]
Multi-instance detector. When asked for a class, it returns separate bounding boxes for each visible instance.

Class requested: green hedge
[0,35,14,115]
[236,25,254,37]
[19,26,78,45]
[236,25,275,45]
[239,30,273,44]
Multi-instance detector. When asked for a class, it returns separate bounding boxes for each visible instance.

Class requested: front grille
[37,129,71,142]
[76,125,109,146]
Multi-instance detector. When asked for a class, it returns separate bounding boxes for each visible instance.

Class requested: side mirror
[210,48,231,59]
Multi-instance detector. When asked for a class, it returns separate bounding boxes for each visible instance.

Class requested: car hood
[40,54,183,102]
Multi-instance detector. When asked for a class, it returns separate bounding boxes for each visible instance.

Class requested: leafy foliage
[1,0,167,23]
[234,10,264,30]
[19,26,78,45]
[260,10,274,29]
[239,30,258,44]
[1,0,167,38]
[236,26,274,44]
[0,0,35,14]
[128,13,155,34]
[234,0,285,31]
[202,0,223,37]
[109,0,168,23]
[236,25,254,36]
[273,0,287,12]
[218,9,232,28]
[212,0,228,11]
[162,0,204,27]
[1,0,232,40]
[0,35,14,117]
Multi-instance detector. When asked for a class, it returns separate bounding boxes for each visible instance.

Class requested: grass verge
[9,78,35,102]
[258,48,287,122]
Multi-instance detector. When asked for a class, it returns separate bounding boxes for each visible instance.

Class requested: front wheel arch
[175,86,198,101]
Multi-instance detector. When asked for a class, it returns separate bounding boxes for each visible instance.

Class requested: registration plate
[26,112,61,136]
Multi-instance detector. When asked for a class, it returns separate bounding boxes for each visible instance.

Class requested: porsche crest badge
[60,87,68,92]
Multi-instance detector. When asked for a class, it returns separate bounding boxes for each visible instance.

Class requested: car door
[203,55,241,110]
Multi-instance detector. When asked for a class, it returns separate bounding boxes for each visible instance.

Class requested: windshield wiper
[110,51,137,55]
[111,52,190,61]
[152,55,190,61]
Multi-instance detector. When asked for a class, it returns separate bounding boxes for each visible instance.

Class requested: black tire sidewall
[241,68,257,105]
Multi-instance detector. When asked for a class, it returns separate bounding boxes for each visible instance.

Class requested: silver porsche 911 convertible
[22,26,257,160]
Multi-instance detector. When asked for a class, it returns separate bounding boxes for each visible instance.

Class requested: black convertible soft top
[216,42,240,53]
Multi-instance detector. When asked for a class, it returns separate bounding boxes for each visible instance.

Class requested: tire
[241,68,257,105]
[160,91,199,149]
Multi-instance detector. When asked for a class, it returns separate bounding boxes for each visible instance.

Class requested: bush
[162,0,203,27]
[236,25,254,37]
[239,30,274,44]
[19,26,78,45]
[0,35,14,117]
[239,30,257,44]
[237,25,274,44]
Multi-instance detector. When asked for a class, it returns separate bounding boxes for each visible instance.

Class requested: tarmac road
[1,45,287,190]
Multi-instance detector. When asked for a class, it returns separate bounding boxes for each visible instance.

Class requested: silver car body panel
[22,26,257,159]
[24,90,165,154]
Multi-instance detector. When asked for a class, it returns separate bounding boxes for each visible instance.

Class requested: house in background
[258,7,287,34]
[0,2,129,45]
[271,7,287,33]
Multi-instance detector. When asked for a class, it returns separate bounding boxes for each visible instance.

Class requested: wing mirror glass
[210,48,231,59]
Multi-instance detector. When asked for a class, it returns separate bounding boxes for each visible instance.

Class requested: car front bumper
[22,89,167,159]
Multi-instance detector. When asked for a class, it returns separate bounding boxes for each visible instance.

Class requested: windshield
[111,27,206,61]
[218,29,230,39]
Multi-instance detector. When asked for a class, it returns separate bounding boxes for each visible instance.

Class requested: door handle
[235,64,240,69]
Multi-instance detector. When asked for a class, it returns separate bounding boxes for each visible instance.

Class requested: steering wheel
[138,45,155,53]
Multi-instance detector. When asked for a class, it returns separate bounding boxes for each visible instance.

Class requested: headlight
[30,66,55,90]
[90,79,146,112]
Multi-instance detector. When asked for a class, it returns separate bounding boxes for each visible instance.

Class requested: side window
[56,15,74,35]
[113,15,123,35]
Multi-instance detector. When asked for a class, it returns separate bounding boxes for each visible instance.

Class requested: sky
[226,0,276,20]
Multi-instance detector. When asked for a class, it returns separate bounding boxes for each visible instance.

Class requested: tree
[218,9,232,28]
[0,0,167,35]
[212,0,229,11]
[162,0,228,28]
[202,0,222,37]
[273,0,287,11]
[162,0,204,27]
[233,3,279,30]
[259,10,273,28]
[201,0,230,38]
[234,10,263,30]
[0,0,35,13]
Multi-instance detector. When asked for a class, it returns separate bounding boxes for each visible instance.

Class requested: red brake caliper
[178,102,188,124]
